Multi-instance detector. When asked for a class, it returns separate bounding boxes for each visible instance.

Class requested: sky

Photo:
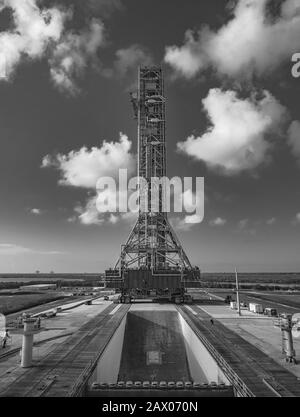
[0,0,299,273]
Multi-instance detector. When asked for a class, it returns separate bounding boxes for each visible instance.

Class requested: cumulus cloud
[113,45,153,77]
[72,177,204,228]
[30,208,42,215]
[0,0,106,94]
[170,186,204,231]
[42,133,135,188]
[72,195,138,226]
[49,19,105,95]
[179,188,204,224]
[165,30,207,79]
[266,217,276,225]
[177,88,287,174]
[209,217,227,227]
[73,196,104,226]
[165,0,300,79]
[287,121,300,162]
[0,243,65,255]
[43,133,137,226]
[170,217,194,232]
[0,0,69,80]
[103,44,154,84]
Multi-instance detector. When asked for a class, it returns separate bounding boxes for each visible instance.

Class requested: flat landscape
[0,292,66,316]
[202,273,300,283]
[204,289,300,316]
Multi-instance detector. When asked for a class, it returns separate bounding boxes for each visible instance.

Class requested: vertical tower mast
[115,66,193,272]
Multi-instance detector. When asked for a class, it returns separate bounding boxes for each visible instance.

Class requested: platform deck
[0,304,130,397]
[179,305,300,397]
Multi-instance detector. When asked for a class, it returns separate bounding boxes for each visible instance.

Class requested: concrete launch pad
[88,303,231,397]
[0,303,130,396]
[179,305,300,397]
[1,300,300,397]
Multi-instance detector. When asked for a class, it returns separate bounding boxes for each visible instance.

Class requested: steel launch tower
[106,67,200,302]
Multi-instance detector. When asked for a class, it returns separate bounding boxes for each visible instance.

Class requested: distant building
[20,284,57,291]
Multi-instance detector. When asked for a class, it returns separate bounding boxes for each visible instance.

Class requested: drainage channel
[87,304,233,397]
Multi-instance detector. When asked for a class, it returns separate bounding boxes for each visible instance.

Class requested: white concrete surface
[90,303,230,386]
[199,304,300,379]
[199,305,274,320]
[0,298,112,387]
[91,315,127,384]
[179,314,230,385]
[129,303,177,312]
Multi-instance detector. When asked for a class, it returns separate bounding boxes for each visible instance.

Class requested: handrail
[178,307,255,397]
[67,305,130,397]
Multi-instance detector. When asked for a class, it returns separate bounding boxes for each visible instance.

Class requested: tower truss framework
[114,67,195,273]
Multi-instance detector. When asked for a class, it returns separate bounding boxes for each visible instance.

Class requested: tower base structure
[105,267,201,304]
[105,66,201,304]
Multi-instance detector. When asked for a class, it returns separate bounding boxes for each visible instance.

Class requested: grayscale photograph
[0,0,300,403]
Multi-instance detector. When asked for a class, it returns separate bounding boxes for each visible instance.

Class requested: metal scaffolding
[115,66,193,273]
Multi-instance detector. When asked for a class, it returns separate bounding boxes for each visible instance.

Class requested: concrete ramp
[89,304,230,392]
[118,310,191,382]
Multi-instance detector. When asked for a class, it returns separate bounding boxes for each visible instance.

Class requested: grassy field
[0,292,66,315]
[202,273,300,283]
[200,273,300,291]
[243,292,300,309]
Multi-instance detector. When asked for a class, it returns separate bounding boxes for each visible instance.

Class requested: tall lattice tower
[106,67,200,299]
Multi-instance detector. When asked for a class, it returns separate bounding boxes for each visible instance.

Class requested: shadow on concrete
[118,311,191,382]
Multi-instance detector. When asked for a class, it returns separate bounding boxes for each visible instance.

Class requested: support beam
[21,318,36,368]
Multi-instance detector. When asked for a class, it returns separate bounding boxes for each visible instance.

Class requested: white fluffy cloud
[43,133,136,226]
[72,196,105,226]
[180,188,204,224]
[165,0,300,79]
[102,44,154,83]
[42,133,135,188]
[0,243,65,255]
[30,208,42,215]
[0,0,69,79]
[165,30,207,79]
[0,0,105,94]
[49,19,105,94]
[72,195,137,226]
[170,217,194,232]
[113,45,153,77]
[170,187,204,231]
[209,217,227,227]
[288,121,300,162]
[177,88,287,174]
